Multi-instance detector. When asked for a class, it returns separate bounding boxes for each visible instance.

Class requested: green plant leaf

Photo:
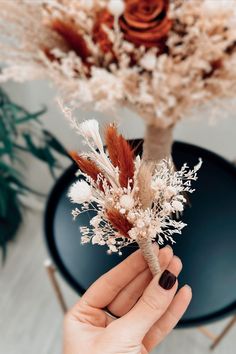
[15,107,47,124]
[0,188,22,263]
[0,184,8,217]
[0,88,70,262]
[0,160,21,179]
[43,130,69,157]
[0,118,14,155]
[0,147,9,156]
[23,133,55,163]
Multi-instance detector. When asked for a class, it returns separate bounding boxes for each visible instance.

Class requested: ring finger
[107,245,174,317]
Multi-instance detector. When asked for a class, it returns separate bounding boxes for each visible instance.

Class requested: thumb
[114,269,178,341]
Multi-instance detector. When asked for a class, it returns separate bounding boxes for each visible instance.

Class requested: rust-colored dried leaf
[118,136,135,188]
[43,47,57,62]
[93,9,114,54]
[51,19,90,61]
[105,124,120,167]
[70,151,105,190]
[106,208,132,238]
[105,125,135,188]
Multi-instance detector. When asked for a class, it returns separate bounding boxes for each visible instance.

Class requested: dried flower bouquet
[68,118,202,275]
[1,0,236,163]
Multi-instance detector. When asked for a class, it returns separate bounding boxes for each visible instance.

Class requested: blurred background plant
[0,87,69,262]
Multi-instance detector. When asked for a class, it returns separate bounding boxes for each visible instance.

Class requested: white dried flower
[172,200,184,212]
[68,180,92,204]
[78,119,104,151]
[109,244,118,252]
[120,208,126,214]
[165,186,177,199]
[163,202,172,213]
[127,211,136,222]
[90,216,100,227]
[152,178,166,190]
[79,119,99,138]
[153,218,162,233]
[122,41,135,53]
[108,0,125,17]
[140,52,157,71]
[92,235,100,244]
[204,0,236,11]
[81,236,91,244]
[136,219,145,228]
[119,195,135,210]
[82,0,93,10]
[128,228,137,240]
[108,237,116,245]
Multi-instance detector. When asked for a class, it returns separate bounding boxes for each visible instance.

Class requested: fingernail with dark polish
[159,270,176,290]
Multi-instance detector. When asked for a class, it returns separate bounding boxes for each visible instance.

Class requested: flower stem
[137,236,161,276]
[143,124,174,163]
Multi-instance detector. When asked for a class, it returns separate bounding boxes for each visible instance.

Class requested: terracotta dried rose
[93,0,172,54]
[119,0,172,49]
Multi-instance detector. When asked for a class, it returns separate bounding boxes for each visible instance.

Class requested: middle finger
[107,245,174,317]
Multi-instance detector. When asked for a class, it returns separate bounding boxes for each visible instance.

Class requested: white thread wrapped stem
[143,124,174,162]
[137,236,161,276]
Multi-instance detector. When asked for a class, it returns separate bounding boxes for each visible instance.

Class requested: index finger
[82,244,159,308]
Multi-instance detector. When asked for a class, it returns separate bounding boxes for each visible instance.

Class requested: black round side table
[44,140,236,328]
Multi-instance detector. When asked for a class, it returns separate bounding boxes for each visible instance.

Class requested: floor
[1,206,236,354]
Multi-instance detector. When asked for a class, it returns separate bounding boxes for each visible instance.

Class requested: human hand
[63,245,192,354]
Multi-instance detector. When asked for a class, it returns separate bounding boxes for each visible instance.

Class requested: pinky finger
[143,285,192,352]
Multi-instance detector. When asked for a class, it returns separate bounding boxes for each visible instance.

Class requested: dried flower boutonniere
[68,119,202,276]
